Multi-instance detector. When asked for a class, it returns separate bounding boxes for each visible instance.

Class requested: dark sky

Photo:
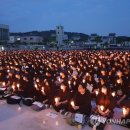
[0,0,130,36]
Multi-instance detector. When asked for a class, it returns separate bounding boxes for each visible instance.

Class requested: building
[56,26,65,46]
[72,35,80,41]
[63,34,68,40]
[90,33,98,41]
[108,33,116,44]
[9,36,21,43]
[20,36,43,44]
[0,24,9,43]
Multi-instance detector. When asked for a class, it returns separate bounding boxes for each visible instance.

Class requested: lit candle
[68,81,71,85]
[82,79,85,83]
[12,85,15,91]
[95,90,99,96]
[71,101,75,107]
[35,84,38,89]
[117,79,121,84]
[100,105,104,111]
[58,77,61,82]
[112,92,116,97]
[55,97,59,104]
[86,73,89,76]
[17,84,20,89]
[122,107,127,117]
[41,87,45,95]
[2,82,5,87]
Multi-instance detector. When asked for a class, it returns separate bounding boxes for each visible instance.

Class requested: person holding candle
[69,83,92,116]
[53,82,70,112]
[120,106,130,128]
[114,77,128,107]
[96,86,115,117]
[34,79,54,105]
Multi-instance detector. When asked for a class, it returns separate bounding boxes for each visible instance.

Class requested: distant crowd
[0,50,130,123]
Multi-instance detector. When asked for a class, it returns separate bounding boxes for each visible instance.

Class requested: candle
[71,101,75,107]
[35,84,38,89]
[117,79,121,84]
[17,84,20,89]
[41,87,45,94]
[86,73,89,76]
[58,78,61,82]
[55,97,59,104]
[82,79,85,83]
[122,107,128,117]
[12,85,15,91]
[2,82,5,87]
[68,81,71,85]
[100,105,104,111]
[112,92,116,97]
[95,90,99,96]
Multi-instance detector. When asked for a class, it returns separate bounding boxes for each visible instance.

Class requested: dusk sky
[0,0,130,36]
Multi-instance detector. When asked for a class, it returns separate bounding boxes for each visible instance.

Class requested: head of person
[78,83,86,95]
[101,86,107,95]
[60,83,67,92]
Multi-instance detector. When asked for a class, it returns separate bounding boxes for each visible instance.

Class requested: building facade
[56,26,65,46]
[20,36,43,44]
[0,24,9,43]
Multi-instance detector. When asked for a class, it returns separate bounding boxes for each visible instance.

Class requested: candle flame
[12,85,15,90]
[17,84,20,88]
[100,105,104,111]
[2,82,5,86]
[71,101,75,107]
[123,107,127,117]
[95,90,99,96]
[55,97,59,104]
[112,92,116,97]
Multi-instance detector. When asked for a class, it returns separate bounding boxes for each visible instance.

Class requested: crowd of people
[0,50,130,125]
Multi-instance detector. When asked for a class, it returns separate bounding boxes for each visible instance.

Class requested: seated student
[34,79,54,105]
[69,83,92,116]
[96,86,115,117]
[121,107,130,128]
[114,78,128,107]
[53,82,70,112]
[21,75,35,98]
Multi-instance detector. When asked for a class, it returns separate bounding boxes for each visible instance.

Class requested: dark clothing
[70,90,92,116]
[96,93,115,111]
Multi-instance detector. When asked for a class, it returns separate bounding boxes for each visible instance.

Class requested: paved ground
[0,100,129,130]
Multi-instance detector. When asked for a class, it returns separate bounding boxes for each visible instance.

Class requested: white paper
[4,94,11,97]
[90,115,98,120]
[98,116,107,124]
[11,95,21,100]
[24,98,33,100]
[32,101,43,108]
[46,112,58,119]
[0,87,6,91]
[74,113,84,123]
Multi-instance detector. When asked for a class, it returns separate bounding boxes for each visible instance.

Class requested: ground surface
[0,100,129,130]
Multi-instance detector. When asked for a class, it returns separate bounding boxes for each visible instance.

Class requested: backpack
[66,113,87,127]
[22,98,34,106]
[88,114,107,130]
[31,101,45,111]
[6,95,22,105]
[0,87,6,95]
